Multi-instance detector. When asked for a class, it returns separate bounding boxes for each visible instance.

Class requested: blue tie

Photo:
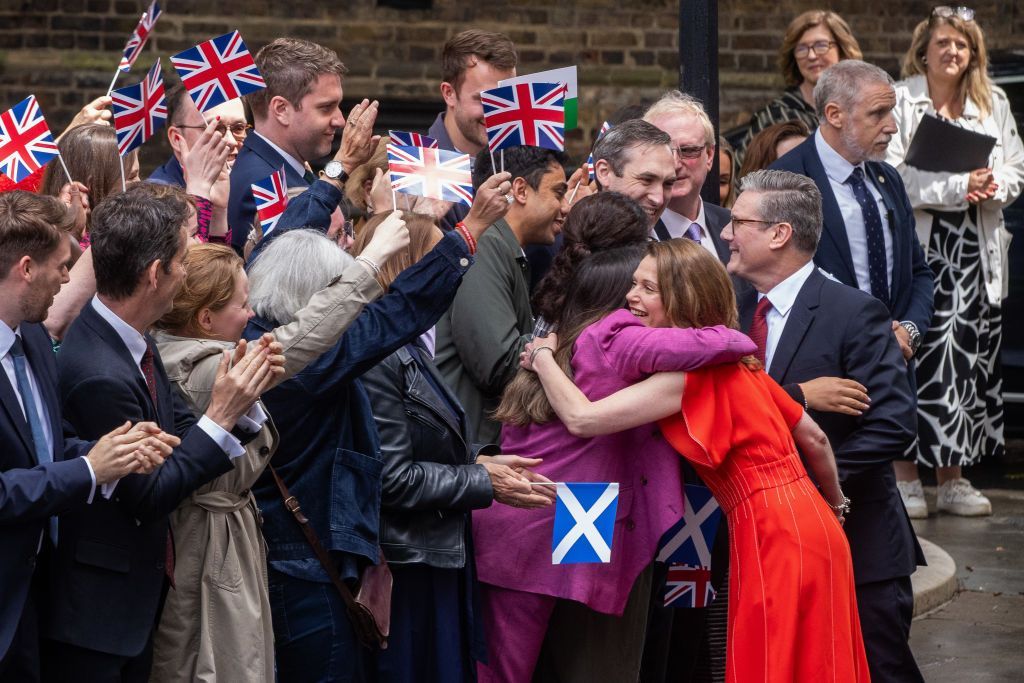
[685,223,702,242]
[9,335,58,544]
[846,166,890,307]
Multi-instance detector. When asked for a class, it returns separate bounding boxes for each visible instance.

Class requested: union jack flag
[388,130,438,149]
[0,95,59,184]
[118,1,162,73]
[251,166,289,237]
[657,484,722,608]
[481,82,565,153]
[387,144,473,207]
[664,564,716,608]
[111,60,167,157]
[588,121,613,181]
[170,30,266,113]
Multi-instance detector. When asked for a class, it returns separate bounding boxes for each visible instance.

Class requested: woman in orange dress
[522,239,870,682]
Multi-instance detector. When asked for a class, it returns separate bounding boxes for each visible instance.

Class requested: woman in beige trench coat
[147,214,408,682]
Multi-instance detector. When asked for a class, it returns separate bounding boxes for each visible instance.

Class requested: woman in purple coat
[473,245,756,682]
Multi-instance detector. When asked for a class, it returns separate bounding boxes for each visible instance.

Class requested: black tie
[846,166,890,307]
[303,168,316,185]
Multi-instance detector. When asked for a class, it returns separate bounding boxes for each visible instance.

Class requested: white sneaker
[897,479,928,519]
[937,478,992,517]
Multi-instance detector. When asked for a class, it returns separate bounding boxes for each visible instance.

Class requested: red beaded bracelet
[454,221,477,255]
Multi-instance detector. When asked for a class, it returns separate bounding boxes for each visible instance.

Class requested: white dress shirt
[91,297,266,463]
[1,323,97,503]
[657,202,720,259]
[814,130,893,295]
[759,260,816,372]
[253,131,307,179]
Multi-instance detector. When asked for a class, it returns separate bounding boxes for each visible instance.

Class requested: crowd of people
[1,6,1022,683]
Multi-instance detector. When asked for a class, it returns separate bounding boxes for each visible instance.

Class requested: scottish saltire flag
[500,66,578,130]
[388,130,438,149]
[657,484,722,607]
[587,120,614,181]
[111,60,167,156]
[118,1,162,72]
[552,482,619,564]
[0,95,59,184]
[251,166,289,237]
[170,31,266,113]
[387,144,473,207]
[481,82,565,153]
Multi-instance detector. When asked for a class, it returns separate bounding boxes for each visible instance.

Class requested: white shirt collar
[0,322,19,359]
[761,260,815,317]
[814,128,864,186]
[92,295,149,368]
[253,131,306,178]
[659,200,707,239]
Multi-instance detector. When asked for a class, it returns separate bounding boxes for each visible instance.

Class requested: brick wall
[1,0,1021,167]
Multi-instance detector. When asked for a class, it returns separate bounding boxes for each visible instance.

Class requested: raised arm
[528,345,684,438]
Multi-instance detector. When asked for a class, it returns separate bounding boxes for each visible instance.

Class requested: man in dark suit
[0,191,177,681]
[43,184,283,681]
[228,38,380,254]
[726,169,925,683]
[771,59,933,367]
[592,119,677,231]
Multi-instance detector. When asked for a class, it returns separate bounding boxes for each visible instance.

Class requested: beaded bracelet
[454,221,477,255]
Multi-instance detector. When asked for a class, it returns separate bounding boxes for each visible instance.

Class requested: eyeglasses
[794,40,837,59]
[932,5,975,21]
[175,122,252,140]
[673,144,708,160]
[729,217,777,230]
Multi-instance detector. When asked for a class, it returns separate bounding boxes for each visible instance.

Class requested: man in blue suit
[771,60,934,370]
[228,37,380,254]
[42,184,283,681]
[726,169,925,683]
[0,191,177,681]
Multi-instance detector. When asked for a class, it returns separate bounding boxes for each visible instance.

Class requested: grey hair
[247,229,355,324]
[814,60,894,121]
[739,170,822,254]
[643,90,715,147]
[592,119,671,184]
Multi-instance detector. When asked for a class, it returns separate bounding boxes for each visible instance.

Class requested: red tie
[140,346,175,587]
[749,297,773,365]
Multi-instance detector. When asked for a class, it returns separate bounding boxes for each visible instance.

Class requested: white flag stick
[500,148,505,174]
[56,154,74,186]
[489,149,497,177]
[118,154,126,192]
[105,68,121,98]
[567,179,582,205]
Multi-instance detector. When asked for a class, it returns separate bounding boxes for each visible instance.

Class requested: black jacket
[362,343,494,568]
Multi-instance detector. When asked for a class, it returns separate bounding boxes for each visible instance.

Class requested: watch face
[325,161,344,178]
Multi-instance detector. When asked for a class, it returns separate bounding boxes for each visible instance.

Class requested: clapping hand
[966,167,998,204]
[205,336,285,430]
[85,421,181,484]
[477,454,557,508]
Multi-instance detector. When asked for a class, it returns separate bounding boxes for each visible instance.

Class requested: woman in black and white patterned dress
[887,7,1024,517]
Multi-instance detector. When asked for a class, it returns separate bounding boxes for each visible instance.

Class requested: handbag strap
[267,465,362,614]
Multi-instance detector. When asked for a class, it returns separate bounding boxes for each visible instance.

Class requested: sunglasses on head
[932,5,975,21]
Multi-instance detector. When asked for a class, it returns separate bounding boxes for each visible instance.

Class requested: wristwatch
[322,160,349,184]
[899,321,921,355]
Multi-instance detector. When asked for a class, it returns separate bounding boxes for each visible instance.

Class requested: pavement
[906,483,1024,682]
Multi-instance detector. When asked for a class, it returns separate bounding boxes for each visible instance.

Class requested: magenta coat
[472,310,756,614]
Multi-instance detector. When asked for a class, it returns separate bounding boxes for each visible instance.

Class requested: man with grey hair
[725,168,925,683]
[643,91,733,261]
[592,119,676,228]
[772,60,933,367]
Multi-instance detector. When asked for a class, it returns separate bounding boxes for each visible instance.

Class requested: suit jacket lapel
[803,142,857,284]
[245,134,309,188]
[82,302,158,420]
[0,370,34,459]
[704,204,732,264]
[738,287,757,333]
[769,269,823,384]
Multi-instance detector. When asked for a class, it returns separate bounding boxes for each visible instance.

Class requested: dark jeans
[268,569,369,683]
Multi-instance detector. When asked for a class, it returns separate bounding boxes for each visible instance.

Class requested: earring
[922,55,928,64]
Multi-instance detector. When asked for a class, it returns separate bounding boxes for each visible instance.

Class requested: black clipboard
[904,113,996,173]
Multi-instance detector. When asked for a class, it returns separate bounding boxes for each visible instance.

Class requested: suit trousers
[856,576,924,683]
[0,565,43,683]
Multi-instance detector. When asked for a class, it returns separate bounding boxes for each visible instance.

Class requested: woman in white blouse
[886,6,1024,518]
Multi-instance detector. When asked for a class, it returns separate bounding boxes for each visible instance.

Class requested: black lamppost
[679,0,721,205]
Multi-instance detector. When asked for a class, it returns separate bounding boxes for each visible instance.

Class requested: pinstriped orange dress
[659,363,870,683]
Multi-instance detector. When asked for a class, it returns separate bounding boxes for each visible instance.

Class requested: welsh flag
[499,65,578,131]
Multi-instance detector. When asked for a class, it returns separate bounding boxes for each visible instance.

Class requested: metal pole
[679,0,721,206]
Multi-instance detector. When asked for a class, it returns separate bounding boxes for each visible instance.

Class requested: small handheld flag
[251,166,289,237]
[587,121,613,182]
[170,30,266,113]
[0,95,59,184]
[481,82,565,154]
[499,66,579,130]
[656,484,722,608]
[111,60,167,157]
[552,482,619,564]
[388,130,438,149]
[387,145,473,207]
[118,1,162,73]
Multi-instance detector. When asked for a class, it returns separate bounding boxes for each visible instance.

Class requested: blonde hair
[155,243,242,337]
[644,90,715,147]
[901,15,993,119]
[344,138,389,216]
[779,10,863,89]
[351,211,441,290]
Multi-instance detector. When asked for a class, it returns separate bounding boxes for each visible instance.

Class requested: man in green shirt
[434,145,570,443]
